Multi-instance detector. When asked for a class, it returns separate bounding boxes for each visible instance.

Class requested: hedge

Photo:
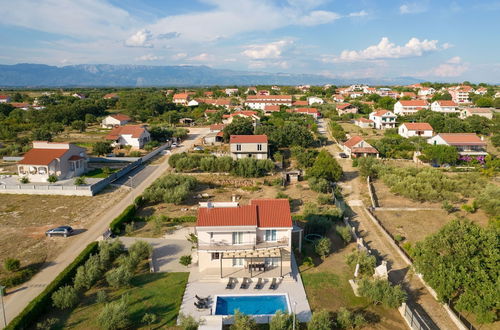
[6,242,99,330]
[109,204,138,235]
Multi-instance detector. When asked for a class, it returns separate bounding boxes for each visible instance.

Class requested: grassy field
[339,122,385,140]
[38,272,189,329]
[300,231,405,330]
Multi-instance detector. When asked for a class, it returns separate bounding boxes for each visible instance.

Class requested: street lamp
[0,285,6,327]
[292,301,297,330]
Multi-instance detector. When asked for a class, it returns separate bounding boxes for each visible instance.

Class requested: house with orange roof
[369,110,397,129]
[203,124,225,145]
[394,100,429,115]
[417,87,435,97]
[245,95,292,110]
[333,94,345,102]
[17,141,87,182]
[264,104,281,114]
[398,123,434,138]
[449,86,473,104]
[223,111,261,124]
[229,135,268,160]
[336,103,358,116]
[354,117,374,129]
[430,100,458,113]
[294,107,321,119]
[399,91,416,99]
[0,95,11,103]
[173,93,190,105]
[342,136,379,158]
[105,125,150,149]
[195,198,294,277]
[459,108,494,120]
[103,93,119,100]
[428,133,487,156]
[292,100,308,106]
[101,114,132,128]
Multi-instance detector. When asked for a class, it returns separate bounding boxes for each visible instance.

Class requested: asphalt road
[1,127,210,328]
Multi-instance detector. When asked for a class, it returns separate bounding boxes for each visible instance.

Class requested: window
[232,258,244,267]
[257,144,262,151]
[232,232,243,244]
[70,162,75,171]
[265,230,277,242]
[211,252,220,260]
[210,232,213,239]
[236,144,241,151]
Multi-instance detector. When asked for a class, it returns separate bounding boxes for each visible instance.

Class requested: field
[339,122,385,140]
[0,187,128,285]
[38,271,189,329]
[300,228,405,330]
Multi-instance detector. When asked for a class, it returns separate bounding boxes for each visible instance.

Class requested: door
[232,232,243,245]
[265,230,277,242]
[232,258,244,267]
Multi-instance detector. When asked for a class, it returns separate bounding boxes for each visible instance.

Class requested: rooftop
[229,135,268,144]
[402,122,433,130]
[105,125,147,140]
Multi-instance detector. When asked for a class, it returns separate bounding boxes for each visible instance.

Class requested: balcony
[197,237,289,251]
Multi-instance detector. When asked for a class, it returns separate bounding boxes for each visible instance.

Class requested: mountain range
[0,63,422,87]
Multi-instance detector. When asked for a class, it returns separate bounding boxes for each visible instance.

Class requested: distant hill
[0,63,422,87]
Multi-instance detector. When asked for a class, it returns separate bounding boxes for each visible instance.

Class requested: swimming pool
[214,294,290,315]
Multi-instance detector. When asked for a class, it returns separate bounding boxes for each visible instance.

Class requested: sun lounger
[240,277,250,289]
[270,277,277,290]
[254,278,263,289]
[225,277,236,289]
[195,294,210,303]
[194,301,208,309]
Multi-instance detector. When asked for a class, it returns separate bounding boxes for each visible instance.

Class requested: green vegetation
[230,310,258,330]
[357,278,407,308]
[345,250,377,276]
[3,258,20,272]
[307,310,333,330]
[142,174,198,204]
[420,145,459,165]
[270,310,294,330]
[336,307,367,329]
[329,121,347,142]
[315,237,332,260]
[222,116,254,142]
[307,150,343,182]
[413,218,499,323]
[179,255,192,267]
[256,112,316,148]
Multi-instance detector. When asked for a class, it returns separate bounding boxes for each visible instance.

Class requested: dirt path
[321,119,458,330]
[2,128,210,328]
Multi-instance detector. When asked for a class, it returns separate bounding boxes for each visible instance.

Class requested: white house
[354,117,374,129]
[459,108,494,120]
[244,95,292,110]
[195,199,293,277]
[394,100,429,115]
[17,141,87,182]
[101,114,132,128]
[428,133,487,156]
[105,125,151,149]
[398,123,434,138]
[369,110,397,129]
[417,87,435,97]
[294,107,320,119]
[223,111,260,124]
[449,86,473,104]
[333,94,345,102]
[187,99,199,107]
[0,95,10,103]
[173,93,190,105]
[229,135,268,160]
[72,93,86,99]
[430,100,458,113]
[342,136,379,158]
[225,88,239,96]
[336,103,358,115]
[474,87,488,95]
[307,97,324,105]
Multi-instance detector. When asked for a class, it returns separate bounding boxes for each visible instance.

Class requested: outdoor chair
[254,278,264,289]
[240,277,250,289]
[195,294,210,303]
[225,277,236,289]
[194,301,208,310]
[269,277,278,290]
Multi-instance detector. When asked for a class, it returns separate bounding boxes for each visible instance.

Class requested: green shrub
[178,313,200,330]
[315,237,331,260]
[302,256,314,268]
[4,258,21,272]
[142,313,157,328]
[317,194,332,205]
[98,240,124,269]
[442,201,455,214]
[73,254,102,291]
[106,265,132,288]
[96,290,108,304]
[97,295,130,330]
[230,310,258,330]
[0,268,35,288]
[73,177,87,186]
[142,174,197,204]
[394,234,404,242]
[179,255,192,266]
[47,175,58,183]
[51,285,79,310]
[308,177,330,193]
[270,310,293,330]
[6,242,98,330]
[129,150,142,157]
[128,240,152,260]
[476,185,500,216]
[20,176,29,184]
[357,278,407,308]
[109,204,137,235]
[308,309,333,330]
[336,307,366,329]
[346,250,376,276]
[35,317,59,330]
[335,225,352,244]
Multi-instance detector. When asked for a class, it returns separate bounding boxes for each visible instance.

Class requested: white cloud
[297,10,341,26]
[415,57,469,78]
[135,54,164,61]
[442,42,454,50]
[189,53,213,61]
[171,53,188,60]
[446,56,462,64]
[248,60,289,70]
[242,40,293,60]
[400,2,428,14]
[328,37,445,62]
[348,10,368,17]
[125,29,153,47]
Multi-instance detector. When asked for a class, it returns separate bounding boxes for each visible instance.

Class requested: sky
[0,0,499,83]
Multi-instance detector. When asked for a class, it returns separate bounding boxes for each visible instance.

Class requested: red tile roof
[103,93,119,99]
[438,133,486,146]
[105,125,147,140]
[399,100,428,106]
[246,95,292,100]
[210,124,225,131]
[110,114,131,121]
[196,199,292,227]
[264,105,280,111]
[336,103,354,110]
[18,148,69,165]
[230,135,268,143]
[68,155,84,161]
[292,100,308,106]
[357,118,373,123]
[344,136,364,149]
[436,100,457,106]
[372,110,392,117]
[465,108,493,114]
[352,147,378,154]
[173,93,189,99]
[402,123,433,130]
[11,102,30,108]
[0,95,9,99]
[295,107,318,114]
[231,111,258,117]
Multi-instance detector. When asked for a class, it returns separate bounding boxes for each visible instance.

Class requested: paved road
[1,127,210,328]
[322,119,458,330]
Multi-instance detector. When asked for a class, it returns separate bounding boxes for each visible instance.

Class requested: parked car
[171,143,178,148]
[193,146,204,151]
[46,226,74,237]
[339,152,348,158]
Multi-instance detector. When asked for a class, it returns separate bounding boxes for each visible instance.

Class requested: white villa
[105,125,151,149]
[195,199,294,277]
[173,93,190,105]
[17,141,87,182]
[342,136,379,158]
[398,123,434,138]
[369,110,397,129]
[101,114,131,128]
[428,133,487,156]
[430,100,458,113]
[229,135,268,160]
[354,117,374,129]
[459,108,494,120]
[394,100,429,115]
[244,95,292,110]
[307,96,324,105]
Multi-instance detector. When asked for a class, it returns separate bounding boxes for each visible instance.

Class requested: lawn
[84,167,119,178]
[40,272,189,329]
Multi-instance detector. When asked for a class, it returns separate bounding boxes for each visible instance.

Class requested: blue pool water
[215,295,288,315]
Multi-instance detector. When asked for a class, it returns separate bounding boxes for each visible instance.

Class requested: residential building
[332,94,345,102]
[195,199,293,277]
[430,100,458,113]
[449,86,473,104]
[459,108,494,120]
[294,108,320,119]
[103,93,119,100]
[204,91,214,97]
[417,87,435,97]
[428,133,487,156]
[225,88,239,96]
[101,114,131,128]
[398,123,434,138]
[263,105,281,114]
[336,103,358,115]
[245,95,292,110]
[393,100,429,115]
[307,96,324,105]
[342,136,379,158]
[105,125,151,149]
[72,93,86,99]
[369,110,397,129]
[173,93,190,105]
[354,117,374,129]
[363,87,377,94]
[0,95,11,103]
[229,135,268,160]
[258,90,270,96]
[203,124,225,145]
[10,102,31,110]
[474,87,488,95]
[195,98,232,108]
[292,100,308,107]
[223,111,260,124]
[17,141,87,182]
[399,92,416,99]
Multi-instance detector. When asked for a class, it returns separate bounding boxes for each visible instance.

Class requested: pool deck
[180,253,312,325]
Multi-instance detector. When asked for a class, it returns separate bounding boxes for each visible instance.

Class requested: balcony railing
[197,237,289,251]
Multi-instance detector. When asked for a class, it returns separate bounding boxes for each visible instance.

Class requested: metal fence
[400,303,434,330]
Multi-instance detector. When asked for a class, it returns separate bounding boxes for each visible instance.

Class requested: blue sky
[1,0,499,82]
